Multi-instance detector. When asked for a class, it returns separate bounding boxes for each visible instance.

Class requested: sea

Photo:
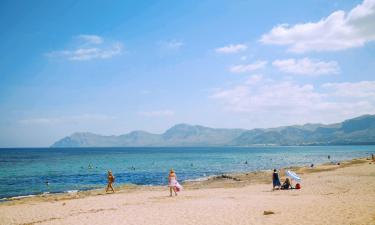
[0,146,374,200]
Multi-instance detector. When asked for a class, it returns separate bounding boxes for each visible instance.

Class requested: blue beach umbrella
[286,170,301,182]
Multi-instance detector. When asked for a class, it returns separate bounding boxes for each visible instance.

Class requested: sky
[0,0,374,147]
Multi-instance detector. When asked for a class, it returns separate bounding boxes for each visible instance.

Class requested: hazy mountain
[52,124,245,147]
[161,124,245,146]
[51,114,375,147]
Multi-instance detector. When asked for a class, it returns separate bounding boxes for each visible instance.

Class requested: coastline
[1,157,375,225]
[2,145,372,201]
[0,157,370,205]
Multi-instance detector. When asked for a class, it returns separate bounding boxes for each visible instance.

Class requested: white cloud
[272,58,340,75]
[229,61,267,73]
[77,35,103,44]
[211,78,320,113]
[138,110,175,117]
[215,44,248,54]
[240,56,247,61]
[68,43,121,61]
[211,77,375,124]
[260,0,375,52]
[245,74,264,85]
[160,40,184,50]
[322,81,375,98]
[47,35,123,61]
[19,114,115,125]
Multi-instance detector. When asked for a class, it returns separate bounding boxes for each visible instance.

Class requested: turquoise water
[0,146,374,199]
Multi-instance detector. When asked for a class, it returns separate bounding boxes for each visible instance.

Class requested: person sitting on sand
[106,170,115,193]
[168,169,178,197]
[272,169,281,190]
[281,178,291,190]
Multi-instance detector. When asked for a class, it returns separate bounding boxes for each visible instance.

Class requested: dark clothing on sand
[281,182,291,189]
[272,172,281,187]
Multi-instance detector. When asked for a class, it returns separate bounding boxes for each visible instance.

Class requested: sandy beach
[1,158,375,225]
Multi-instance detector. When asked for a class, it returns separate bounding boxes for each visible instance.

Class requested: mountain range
[51,114,375,147]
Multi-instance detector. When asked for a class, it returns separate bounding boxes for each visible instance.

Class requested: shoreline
[1,156,371,205]
[1,156,374,225]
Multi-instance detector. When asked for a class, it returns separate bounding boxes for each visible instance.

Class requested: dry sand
[1,158,375,225]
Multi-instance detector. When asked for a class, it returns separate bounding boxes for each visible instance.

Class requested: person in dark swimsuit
[106,170,115,193]
[272,169,281,190]
[281,178,291,190]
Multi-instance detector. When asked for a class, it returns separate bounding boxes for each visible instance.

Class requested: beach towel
[175,182,183,192]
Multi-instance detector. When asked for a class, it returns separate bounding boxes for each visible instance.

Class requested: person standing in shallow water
[106,170,115,193]
[272,169,281,190]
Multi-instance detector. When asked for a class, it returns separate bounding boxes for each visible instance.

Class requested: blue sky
[0,0,374,147]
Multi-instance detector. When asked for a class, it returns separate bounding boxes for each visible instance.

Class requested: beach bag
[295,183,301,189]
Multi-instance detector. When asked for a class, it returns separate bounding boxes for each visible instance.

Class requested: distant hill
[51,114,375,147]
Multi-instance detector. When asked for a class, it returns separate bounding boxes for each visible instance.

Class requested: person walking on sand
[106,170,115,193]
[272,169,281,190]
[168,169,179,197]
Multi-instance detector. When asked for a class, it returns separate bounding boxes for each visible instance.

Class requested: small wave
[65,190,78,194]
[184,175,215,182]
[6,194,37,200]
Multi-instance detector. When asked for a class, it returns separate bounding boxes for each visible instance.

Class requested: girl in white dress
[168,169,182,196]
